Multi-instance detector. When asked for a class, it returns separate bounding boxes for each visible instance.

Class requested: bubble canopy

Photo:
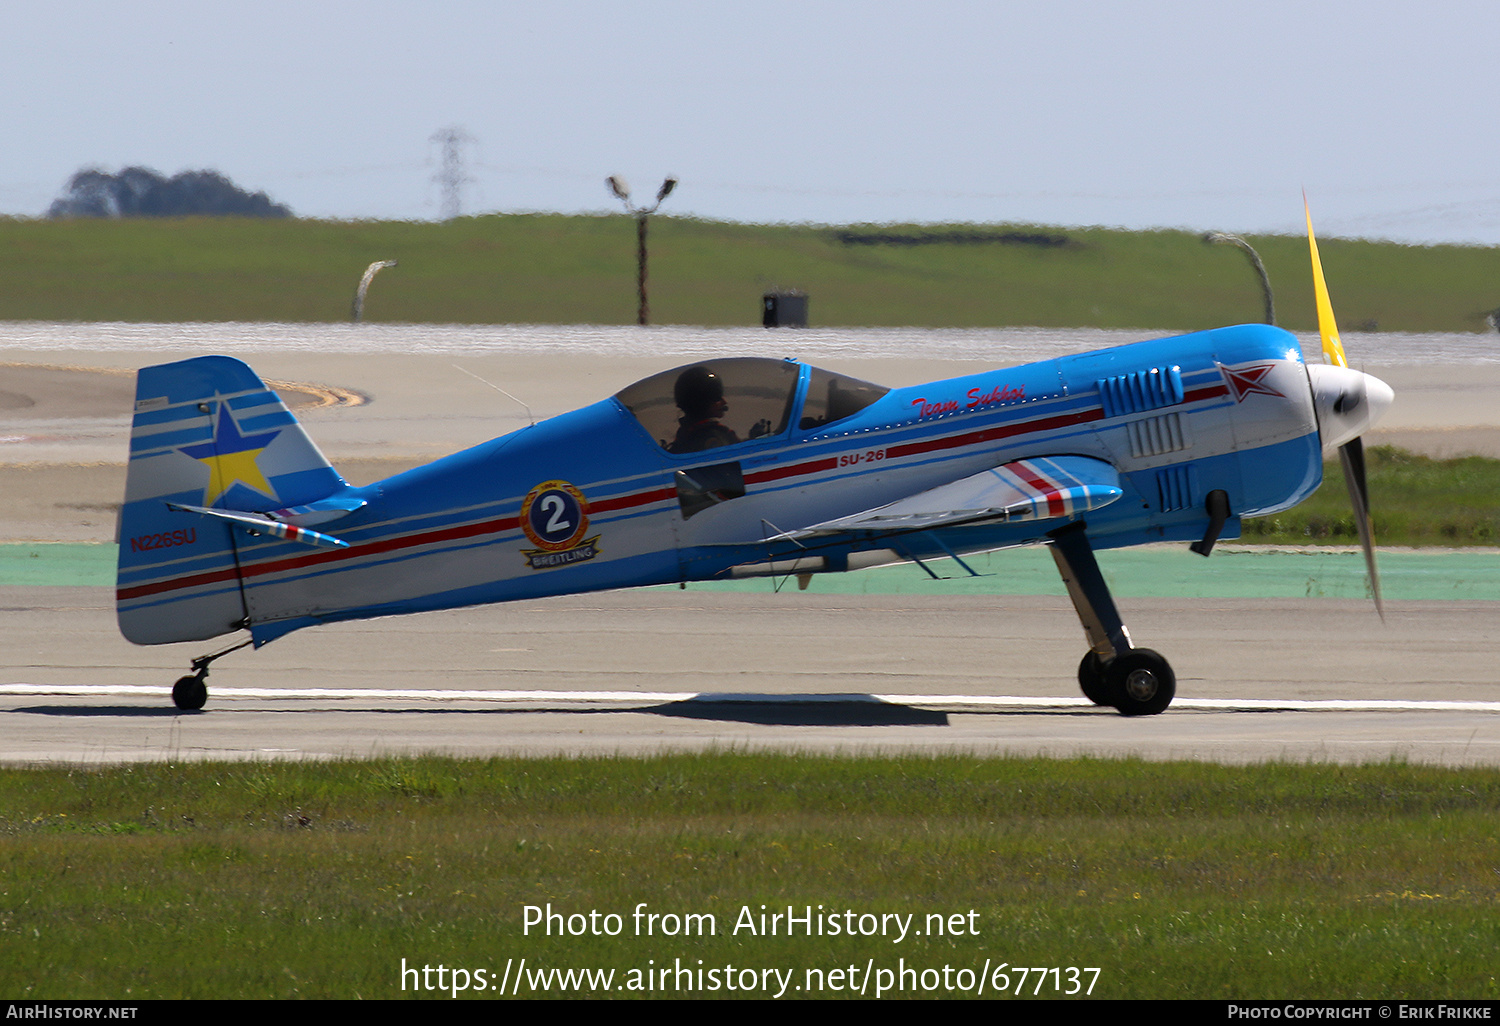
[614,357,890,455]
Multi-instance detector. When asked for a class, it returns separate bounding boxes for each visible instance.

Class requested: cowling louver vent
[1127,413,1189,458]
[1097,365,1184,418]
[1156,464,1199,512]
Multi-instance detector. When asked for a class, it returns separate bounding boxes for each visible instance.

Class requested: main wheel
[172,674,208,711]
[1104,649,1175,716]
[1077,651,1113,706]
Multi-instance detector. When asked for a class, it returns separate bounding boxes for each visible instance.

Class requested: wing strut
[884,532,985,580]
[917,532,985,578]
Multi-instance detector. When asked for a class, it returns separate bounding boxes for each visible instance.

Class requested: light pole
[608,175,677,326]
[1203,232,1275,326]
[351,260,398,322]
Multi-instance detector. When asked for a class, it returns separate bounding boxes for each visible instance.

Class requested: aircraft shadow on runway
[16,694,952,726]
[643,694,949,727]
[16,705,195,718]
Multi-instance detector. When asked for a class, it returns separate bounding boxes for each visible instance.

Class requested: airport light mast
[1203,232,1276,326]
[607,175,677,326]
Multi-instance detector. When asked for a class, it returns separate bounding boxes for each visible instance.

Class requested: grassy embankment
[3,213,1500,332]
[1245,446,1500,546]
[2,754,1496,1000]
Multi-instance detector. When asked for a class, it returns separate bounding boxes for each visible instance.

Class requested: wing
[775,455,1123,540]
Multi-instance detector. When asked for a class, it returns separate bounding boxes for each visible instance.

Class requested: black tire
[1105,649,1175,717]
[172,674,207,711]
[1077,651,1114,706]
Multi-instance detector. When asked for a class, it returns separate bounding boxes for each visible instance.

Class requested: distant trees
[47,166,292,218]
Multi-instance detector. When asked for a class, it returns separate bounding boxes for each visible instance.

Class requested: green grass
[1243,446,1500,546]
[1,754,1497,999]
[4,213,1500,331]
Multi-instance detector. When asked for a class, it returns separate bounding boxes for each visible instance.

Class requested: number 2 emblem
[520,480,590,552]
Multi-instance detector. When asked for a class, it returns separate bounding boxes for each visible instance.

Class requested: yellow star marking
[179,402,283,506]
[198,448,276,505]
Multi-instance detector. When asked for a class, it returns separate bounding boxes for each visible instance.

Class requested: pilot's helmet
[674,366,724,417]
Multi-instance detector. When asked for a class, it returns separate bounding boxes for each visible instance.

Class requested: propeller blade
[1307,197,1383,618]
[1337,436,1384,620]
[1305,196,1348,369]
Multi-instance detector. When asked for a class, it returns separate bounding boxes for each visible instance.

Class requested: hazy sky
[5,1,1498,244]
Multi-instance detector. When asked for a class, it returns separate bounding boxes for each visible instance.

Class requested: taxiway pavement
[3,587,1497,766]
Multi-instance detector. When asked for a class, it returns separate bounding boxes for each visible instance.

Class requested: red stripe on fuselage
[117,512,521,601]
[885,403,1102,461]
[117,563,243,602]
[585,487,675,514]
[745,456,840,485]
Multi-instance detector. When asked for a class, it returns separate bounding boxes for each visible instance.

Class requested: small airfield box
[762,291,808,328]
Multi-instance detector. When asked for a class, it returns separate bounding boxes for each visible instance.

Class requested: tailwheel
[1105,649,1175,717]
[172,673,208,711]
[1077,651,1113,706]
[170,638,251,710]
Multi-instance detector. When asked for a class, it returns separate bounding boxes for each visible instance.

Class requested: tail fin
[117,356,348,645]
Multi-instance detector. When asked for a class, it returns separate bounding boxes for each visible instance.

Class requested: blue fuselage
[118,324,1324,647]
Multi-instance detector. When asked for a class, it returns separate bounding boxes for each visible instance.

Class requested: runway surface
[4,587,1498,766]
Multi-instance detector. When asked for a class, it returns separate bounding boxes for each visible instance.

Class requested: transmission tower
[431,126,474,220]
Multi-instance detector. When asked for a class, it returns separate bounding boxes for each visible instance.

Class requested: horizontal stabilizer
[777,455,1122,539]
[166,503,351,550]
[265,496,366,527]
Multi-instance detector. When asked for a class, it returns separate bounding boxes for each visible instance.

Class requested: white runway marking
[4,683,1499,714]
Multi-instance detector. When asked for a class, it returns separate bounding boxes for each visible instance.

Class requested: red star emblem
[1219,362,1285,402]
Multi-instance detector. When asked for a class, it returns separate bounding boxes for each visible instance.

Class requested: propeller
[1303,198,1393,618]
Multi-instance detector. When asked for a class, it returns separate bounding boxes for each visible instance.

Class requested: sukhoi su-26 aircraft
[117,206,1393,715]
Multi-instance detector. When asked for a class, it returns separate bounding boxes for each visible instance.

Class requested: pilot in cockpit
[668,366,739,453]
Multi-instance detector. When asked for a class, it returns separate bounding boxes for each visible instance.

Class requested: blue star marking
[178,403,283,505]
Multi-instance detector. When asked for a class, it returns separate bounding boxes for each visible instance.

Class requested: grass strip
[1244,446,1500,546]
[1,754,1496,999]
[4,213,1500,332]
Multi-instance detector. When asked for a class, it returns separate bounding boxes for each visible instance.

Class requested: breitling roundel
[520,480,590,552]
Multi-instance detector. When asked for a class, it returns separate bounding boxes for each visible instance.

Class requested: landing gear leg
[1049,522,1175,716]
[171,639,253,711]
